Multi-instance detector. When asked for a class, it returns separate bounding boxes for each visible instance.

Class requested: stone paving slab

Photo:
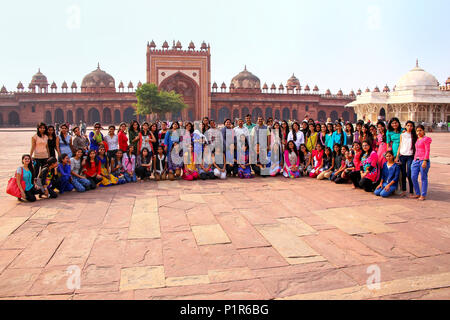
[0,131,449,299]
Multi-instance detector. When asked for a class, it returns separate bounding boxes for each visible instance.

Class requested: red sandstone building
[0,41,356,127]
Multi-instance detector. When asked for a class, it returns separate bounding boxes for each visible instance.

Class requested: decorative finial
[38,68,40,73]
[244,65,247,71]
[416,59,419,68]
[97,62,100,69]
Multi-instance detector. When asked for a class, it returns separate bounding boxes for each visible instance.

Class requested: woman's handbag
[6,168,26,198]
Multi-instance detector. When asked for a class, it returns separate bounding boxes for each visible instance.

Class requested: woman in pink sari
[376,121,388,169]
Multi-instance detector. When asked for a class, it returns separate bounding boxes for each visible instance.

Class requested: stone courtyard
[0,130,449,300]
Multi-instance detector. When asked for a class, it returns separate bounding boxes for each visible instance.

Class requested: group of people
[14,114,432,202]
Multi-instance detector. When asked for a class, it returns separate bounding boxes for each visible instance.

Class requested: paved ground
[0,130,449,300]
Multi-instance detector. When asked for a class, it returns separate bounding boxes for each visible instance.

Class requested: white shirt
[287,130,305,150]
[399,132,413,156]
[104,134,119,151]
[233,126,249,139]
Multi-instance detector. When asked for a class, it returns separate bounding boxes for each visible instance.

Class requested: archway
[218,107,231,124]
[76,108,84,123]
[252,107,263,121]
[67,110,74,124]
[103,108,112,124]
[318,110,327,122]
[210,109,217,121]
[241,107,249,119]
[45,110,52,124]
[330,111,338,122]
[88,108,100,125]
[159,72,199,121]
[139,114,146,123]
[114,109,121,124]
[8,111,20,125]
[274,109,280,120]
[123,107,136,124]
[55,108,64,124]
[265,107,273,119]
[342,111,350,122]
[379,108,386,121]
[0,113,3,126]
[188,108,194,121]
[292,109,298,121]
[172,110,181,121]
[282,108,290,121]
[232,109,239,121]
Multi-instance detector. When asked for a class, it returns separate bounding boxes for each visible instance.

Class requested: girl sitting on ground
[154,146,168,181]
[122,145,137,183]
[70,148,93,192]
[309,143,324,178]
[135,147,153,182]
[182,144,199,181]
[110,149,127,184]
[374,150,400,198]
[283,141,301,179]
[317,147,333,180]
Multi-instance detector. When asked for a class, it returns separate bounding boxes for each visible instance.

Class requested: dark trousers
[46,183,58,198]
[136,166,152,180]
[34,158,48,177]
[399,155,414,193]
[87,176,102,189]
[107,150,118,162]
[226,164,238,176]
[359,177,375,192]
[25,188,42,202]
[200,172,215,180]
[350,171,361,188]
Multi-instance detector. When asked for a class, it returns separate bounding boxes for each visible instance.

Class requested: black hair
[47,125,57,140]
[345,122,354,135]
[332,143,342,157]
[140,147,152,163]
[47,157,57,166]
[361,140,374,156]
[59,124,69,145]
[130,120,140,133]
[59,153,69,163]
[108,125,116,130]
[21,154,36,180]
[388,117,402,133]
[85,149,99,169]
[36,122,48,137]
[341,145,349,153]
[405,120,418,154]
[184,122,194,135]
[292,121,301,142]
[384,150,394,158]
[224,118,231,125]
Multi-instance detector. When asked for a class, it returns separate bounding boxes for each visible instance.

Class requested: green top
[244,123,256,131]
[129,129,139,149]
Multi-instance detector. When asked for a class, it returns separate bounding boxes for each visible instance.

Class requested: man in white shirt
[233,118,249,140]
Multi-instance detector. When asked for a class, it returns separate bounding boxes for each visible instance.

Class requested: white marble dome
[395,61,439,92]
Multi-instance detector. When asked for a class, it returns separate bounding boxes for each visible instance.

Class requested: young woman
[70,148,92,192]
[410,125,432,201]
[30,122,50,176]
[280,120,289,152]
[198,145,215,180]
[287,122,305,150]
[164,122,180,155]
[47,125,58,159]
[117,122,129,152]
[329,144,343,181]
[268,144,282,177]
[138,122,153,154]
[122,145,137,183]
[325,123,334,150]
[39,157,59,198]
[154,145,168,181]
[128,120,140,154]
[349,141,363,189]
[334,150,354,184]
[89,122,104,152]
[306,123,318,152]
[396,120,417,196]
[318,123,328,148]
[104,125,119,161]
[83,150,102,189]
[299,143,311,176]
[57,123,73,158]
[387,117,402,158]
[158,122,168,150]
[16,154,42,202]
[330,146,349,182]
[270,122,283,161]
[309,143,324,178]
[110,149,127,185]
[376,121,388,169]
[57,154,74,194]
[213,148,227,180]
[167,142,183,180]
[182,144,199,181]
[97,145,119,186]
[317,147,334,180]
[358,141,379,192]
[283,141,301,178]
[360,123,373,148]
[369,125,378,151]
[344,122,354,149]
[182,122,194,146]
[331,122,347,148]
[149,123,159,155]
[374,151,400,198]
[353,120,364,144]
[135,147,153,181]
[237,138,253,179]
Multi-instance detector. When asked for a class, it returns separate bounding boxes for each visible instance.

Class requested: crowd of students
[14,114,432,202]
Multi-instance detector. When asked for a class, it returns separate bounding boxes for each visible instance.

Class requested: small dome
[188,41,195,50]
[17,82,24,90]
[357,88,362,95]
[325,89,331,95]
[229,82,235,89]
[71,81,77,89]
[137,81,143,88]
[337,89,343,96]
[396,60,439,91]
[383,84,390,92]
[263,83,268,90]
[278,83,284,90]
[304,84,310,91]
[221,82,227,89]
[81,64,115,93]
[231,66,260,89]
[350,90,356,97]
[365,87,371,93]
[286,74,300,89]
[51,81,57,89]
[31,68,48,86]
[128,81,134,89]
[1,85,7,93]
[446,77,450,84]
[149,40,156,48]
[162,41,169,49]
[271,83,276,90]
[118,81,124,89]
[373,86,380,93]
[176,41,182,49]
[212,82,218,89]
[313,85,319,92]
[62,81,68,89]
[201,41,207,50]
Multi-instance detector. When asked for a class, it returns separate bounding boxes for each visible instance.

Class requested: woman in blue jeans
[411,125,432,201]
[374,151,400,198]
[395,121,417,196]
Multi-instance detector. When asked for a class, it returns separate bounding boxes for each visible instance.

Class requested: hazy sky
[1,0,449,93]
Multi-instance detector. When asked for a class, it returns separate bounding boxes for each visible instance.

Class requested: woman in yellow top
[182,144,199,181]
[306,123,318,152]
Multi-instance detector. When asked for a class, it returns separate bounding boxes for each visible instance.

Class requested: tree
[134,83,189,119]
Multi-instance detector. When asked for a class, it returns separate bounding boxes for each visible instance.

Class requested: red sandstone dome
[383,84,390,92]
[304,84,310,91]
[71,81,77,89]
[17,82,24,90]
[313,85,319,92]
[373,86,380,93]
[263,83,268,90]
[81,64,115,93]
[231,66,260,90]
[137,81,143,88]
[325,89,331,95]
[271,83,276,90]
[286,74,300,89]
[212,82,218,89]
[0,85,7,93]
[51,82,57,89]
[31,69,48,86]
[62,81,68,89]
[337,89,343,96]
[365,87,371,92]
